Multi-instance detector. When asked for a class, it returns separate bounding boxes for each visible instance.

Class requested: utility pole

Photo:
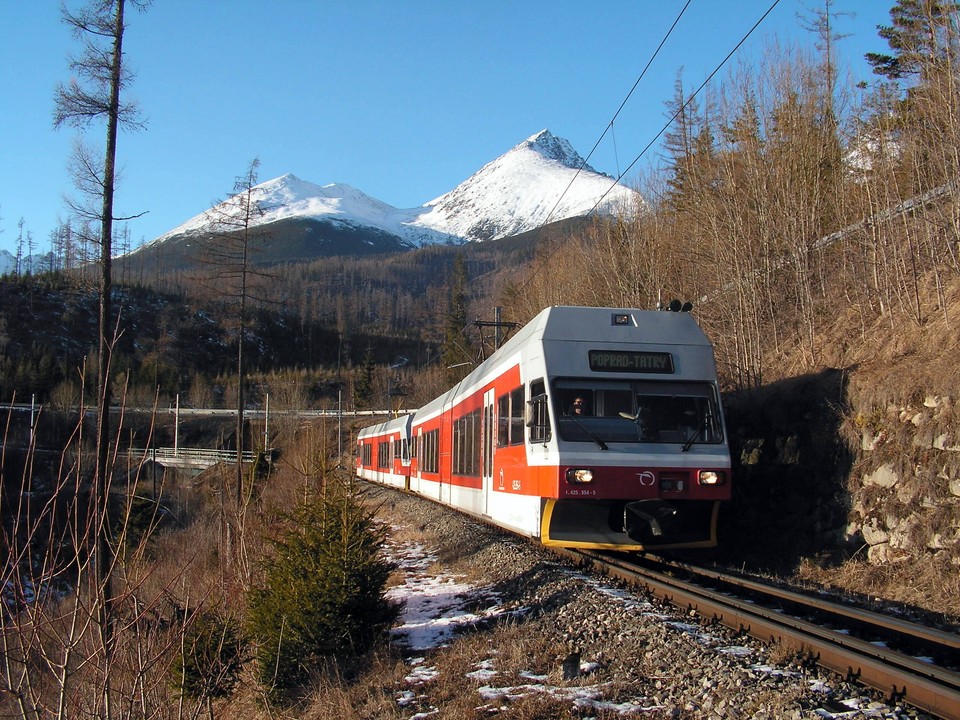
[474,306,518,359]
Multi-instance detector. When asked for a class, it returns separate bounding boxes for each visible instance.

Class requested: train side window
[527,379,551,444]
[509,387,524,445]
[453,409,481,476]
[421,429,439,473]
[497,393,510,447]
[496,388,525,446]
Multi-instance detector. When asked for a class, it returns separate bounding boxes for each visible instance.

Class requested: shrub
[172,609,244,705]
[246,475,398,696]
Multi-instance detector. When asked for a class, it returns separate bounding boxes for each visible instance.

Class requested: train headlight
[565,468,595,484]
[698,470,726,485]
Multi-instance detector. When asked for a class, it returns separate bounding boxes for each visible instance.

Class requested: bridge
[132,447,261,471]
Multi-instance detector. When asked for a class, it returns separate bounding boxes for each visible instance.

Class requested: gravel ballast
[368,481,933,720]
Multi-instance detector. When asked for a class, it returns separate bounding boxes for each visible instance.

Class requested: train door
[482,389,495,515]
[440,412,452,504]
[413,426,421,492]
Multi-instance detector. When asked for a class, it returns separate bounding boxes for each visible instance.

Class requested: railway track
[555,548,960,720]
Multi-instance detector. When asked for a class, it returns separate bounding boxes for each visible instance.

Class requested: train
[355,305,731,551]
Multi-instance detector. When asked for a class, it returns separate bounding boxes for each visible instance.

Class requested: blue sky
[0,0,894,256]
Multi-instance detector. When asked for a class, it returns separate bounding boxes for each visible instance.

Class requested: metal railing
[130,447,259,468]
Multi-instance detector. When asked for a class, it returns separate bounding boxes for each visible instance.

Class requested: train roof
[521,306,711,347]
[357,412,412,440]
[413,306,712,422]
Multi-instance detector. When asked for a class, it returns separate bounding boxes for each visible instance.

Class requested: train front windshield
[553,379,723,446]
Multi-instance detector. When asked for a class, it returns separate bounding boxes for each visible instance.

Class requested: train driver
[569,395,591,416]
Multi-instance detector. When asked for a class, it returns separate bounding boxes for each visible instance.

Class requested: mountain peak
[414,130,638,242]
[521,129,596,173]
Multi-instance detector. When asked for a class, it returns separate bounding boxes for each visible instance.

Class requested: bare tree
[15,218,24,277]
[199,158,271,574]
[798,0,854,121]
[52,1,146,715]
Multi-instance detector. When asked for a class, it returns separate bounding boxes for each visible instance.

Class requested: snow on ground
[385,539,515,652]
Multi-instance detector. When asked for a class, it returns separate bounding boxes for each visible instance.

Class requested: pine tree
[353,345,375,408]
[866,0,960,82]
[172,610,243,715]
[246,477,397,697]
[663,75,716,212]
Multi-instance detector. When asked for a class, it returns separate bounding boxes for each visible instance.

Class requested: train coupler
[623,499,720,548]
[623,500,678,539]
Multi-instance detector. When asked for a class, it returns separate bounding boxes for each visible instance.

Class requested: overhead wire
[539,0,693,230]
[589,0,782,214]
[515,0,782,298]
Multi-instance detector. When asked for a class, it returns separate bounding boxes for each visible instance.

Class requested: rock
[866,543,888,564]
[890,518,919,551]
[896,481,917,503]
[561,651,580,680]
[775,436,799,464]
[864,464,899,488]
[926,532,954,551]
[862,430,881,451]
[933,433,960,451]
[861,518,889,545]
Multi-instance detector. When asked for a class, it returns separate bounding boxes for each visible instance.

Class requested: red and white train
[356,305,731,550]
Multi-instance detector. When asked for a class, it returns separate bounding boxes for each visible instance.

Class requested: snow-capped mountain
[414,130,638,242]
[0,248,56,275]
[149,175,447,248]
[146,130,642,256]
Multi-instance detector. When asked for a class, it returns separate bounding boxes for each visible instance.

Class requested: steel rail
[644,554,960,654]
[560,548,960,720]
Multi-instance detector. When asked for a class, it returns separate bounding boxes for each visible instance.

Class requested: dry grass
[287,653,411,720]
[795,553,960,624]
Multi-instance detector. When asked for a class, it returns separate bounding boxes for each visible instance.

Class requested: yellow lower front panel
[541,498,719,551]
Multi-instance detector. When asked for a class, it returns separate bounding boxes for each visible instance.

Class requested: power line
[516,0,782,298]
[592,0,783,213]
[539,0,693,231]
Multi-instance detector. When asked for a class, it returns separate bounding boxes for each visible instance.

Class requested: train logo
[636,470,656,486]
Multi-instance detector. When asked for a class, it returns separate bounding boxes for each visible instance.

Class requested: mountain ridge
[142,129,641,257]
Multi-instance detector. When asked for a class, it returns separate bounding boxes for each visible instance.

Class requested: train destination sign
[588,350,675,373]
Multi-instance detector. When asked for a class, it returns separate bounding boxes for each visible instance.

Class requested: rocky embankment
[720,371,960,575]
[851,394,960,565]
